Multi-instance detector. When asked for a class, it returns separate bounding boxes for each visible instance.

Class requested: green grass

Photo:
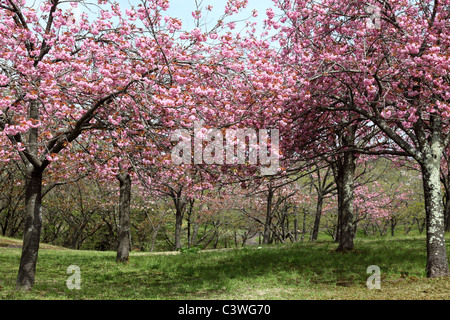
[1,235,450,300]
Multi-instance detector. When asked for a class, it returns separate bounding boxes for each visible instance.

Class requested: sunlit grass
[1,235,450,300]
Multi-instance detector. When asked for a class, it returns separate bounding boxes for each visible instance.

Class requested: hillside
[0,236,67,251]
[1,237,450,300]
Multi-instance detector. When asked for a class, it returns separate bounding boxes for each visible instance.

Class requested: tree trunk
[421,157,449,278]
[150,225,160,252]
[300,209,307,242]
[213,230,220,249]
[294,214,299,242]
[310,193,323,241]
[390,218,397,237]
[116,173,131,263]
[444,189,450,232]
[174,203,184,250]
[445,200,450,232]
[16,167,43,290]
[187,215,191,249]
[71,231,81,250]
[262,187,274,245]
[241,230,249,247]
[334,182,343,243]
[285,214,289,242]
[336,151,356,252]
[186,198,195,248]
[170,190,186,251]
[191,219,200,247]
[441,159,450,232]
[335,211,341,243]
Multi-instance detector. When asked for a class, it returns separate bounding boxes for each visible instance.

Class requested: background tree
[0,0,192,290]
[273,0,450,277]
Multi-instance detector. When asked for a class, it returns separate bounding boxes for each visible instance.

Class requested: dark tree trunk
[187,215,191,248]
[293,214,299,242]
[174,199,185,250]
[310,193,323,241]
[445,199,450,232]
[285,214,289,242]
[443,174,450,232]
[390,218,397,237]
[116,172,131,263]
[174,206,183,250]
[335,186,343,243]
[16,167,43,290]
[441,155,450,232]
[213,229,220,249]
[186,198,195,248]
[300,209,307,242]
[335,150,356,252]
[262,187,274,245]
[169,188,186,251]
[16,100,46,291]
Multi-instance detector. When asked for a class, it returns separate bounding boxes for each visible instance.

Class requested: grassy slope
[0,236,67,250]
[0,235,449,300]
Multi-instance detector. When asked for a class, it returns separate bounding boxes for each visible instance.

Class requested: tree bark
[116,172,131,263]
[421,157,449,277]
[172,194,186,250]
[334,185,343,243]
[300,209,307,242]
[16,167,43,290]
[390,218,397,237]
[293,214,299,242]
[336,150,356,252]
[167,189,186,250]
[16,100,45,291]
[150,224,160,252]
[444,199,450,232]
[310,193,324,241]
[187,214,192,249]
[186,198,195,248]
[443,170,450,232]
[262,187,274,245]
[191,218,200,247]
[441,154,450,232]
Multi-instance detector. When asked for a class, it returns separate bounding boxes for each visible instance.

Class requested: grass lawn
[1,235,450,300]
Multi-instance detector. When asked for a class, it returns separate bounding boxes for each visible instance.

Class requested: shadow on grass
[0,238,437,299]
[119,239,430,298]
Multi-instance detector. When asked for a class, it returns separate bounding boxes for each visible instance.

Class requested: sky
[27,0,281,43]
[54,0,279,34]
[162,0,277,31]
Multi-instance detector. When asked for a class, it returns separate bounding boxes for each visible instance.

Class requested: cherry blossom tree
[272,0,450,277]
[0,0,194,290]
